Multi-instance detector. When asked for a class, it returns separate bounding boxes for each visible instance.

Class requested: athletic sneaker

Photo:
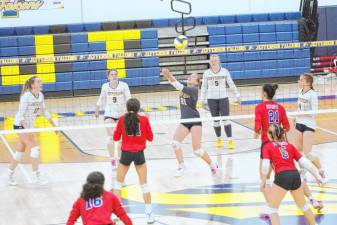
[146,213,155,224]
[259,213,270,219]
[111,159,118,171]
[32,171,48,185]
[7,170,17,186]
[227,140,235,149]
[310,199,324,210]
[216,138,223,148]
[174,166,185,177]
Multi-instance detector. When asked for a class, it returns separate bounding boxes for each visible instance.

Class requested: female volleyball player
[294,73,325,209]
[95,69,131,171]
[261,124,322,225]
[254,83,290,217]
[161,68,218,177]
[113,98,155,224]
[66,171,132,225]
[200,54,240,149]
[7,76,57,186]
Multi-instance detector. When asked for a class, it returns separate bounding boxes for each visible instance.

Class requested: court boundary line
[0,134,32,183]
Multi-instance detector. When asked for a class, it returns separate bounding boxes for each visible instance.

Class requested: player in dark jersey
[67,171,132,225]
[161,68,218,177]
[254,83,290,218]
[261,124,322,225]
[113,98,154,224]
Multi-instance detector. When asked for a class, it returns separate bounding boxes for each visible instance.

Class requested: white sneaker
[174,166,185,177]
[146,213,155,224]
[32,171,48,185]
[7,170,17,186]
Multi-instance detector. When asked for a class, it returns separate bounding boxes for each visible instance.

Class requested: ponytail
[262,83,278,100]
[124,98,141,136]
[268,124,285,141]
[81,171,105,201]
[21,76,38,96]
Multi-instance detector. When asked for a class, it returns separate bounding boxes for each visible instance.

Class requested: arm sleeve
[96,84,107,107]
[254,106,262,133]
[16,94,29,124]
[226,70,240,98]
[170,81,184,91]
[261,144,271,160]
[112,195,133,225]
[146,118,154,142]
[200,71,208,102]
[124,84,131,101]
[298,156,317,176]
[311,91,319,115]
[281,107,290,131]
[66,199,81,225]
[41,94,51,120]
[113,118,123,141]
[261,159,271,175]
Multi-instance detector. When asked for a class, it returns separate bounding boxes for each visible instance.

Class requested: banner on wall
[0,0,64,18]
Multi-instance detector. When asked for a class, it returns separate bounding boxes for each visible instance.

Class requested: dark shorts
[120,150,145,166]
[207,98,230,122]
[181,122,202,131]
[13,125,24,130]
[104,116,118,122]
[260,141,270,159]
[295,123,315,133]
[274,170,301,191]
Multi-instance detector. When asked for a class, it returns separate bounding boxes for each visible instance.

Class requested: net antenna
[171,0,196,75]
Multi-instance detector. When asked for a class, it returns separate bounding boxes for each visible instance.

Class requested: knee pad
[114,181,123,190]
[193,148,205,157]
[222,120,230,126]
[213,121,220,127]
[300,203,310,212]
[13,151,23,161]
[30,146,40,159]
[106,136,114,145]
[266,206,279,214]
[171,140,182,150]
[141,183,150,194]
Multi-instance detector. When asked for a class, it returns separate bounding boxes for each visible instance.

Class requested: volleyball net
[0,40,337,139]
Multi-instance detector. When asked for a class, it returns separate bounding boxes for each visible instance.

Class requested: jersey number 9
[112,97,117,103]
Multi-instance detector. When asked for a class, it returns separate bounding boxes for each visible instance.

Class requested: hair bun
[272,84,278,91]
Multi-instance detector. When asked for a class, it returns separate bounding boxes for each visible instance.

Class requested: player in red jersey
[66,171,132,225]
[254,84,290,218]
[113,98,155,224]
[261,124,322,225]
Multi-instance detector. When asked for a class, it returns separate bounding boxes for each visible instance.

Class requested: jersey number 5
[278,146,289,159]
[86,197,103,210]
[214,81,219,86]
[112,97,117,103]
[268,110,279,124]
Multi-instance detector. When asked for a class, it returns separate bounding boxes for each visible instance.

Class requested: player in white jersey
[7,76,57,186]
[294,73,325,210]
[95,69,131,171]
[200,54,240,149]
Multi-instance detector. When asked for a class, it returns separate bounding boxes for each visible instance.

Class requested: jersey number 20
[268,110,279,124]
[86,197,103,210]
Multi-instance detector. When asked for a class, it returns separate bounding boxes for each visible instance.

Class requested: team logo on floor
[121,181,337,224]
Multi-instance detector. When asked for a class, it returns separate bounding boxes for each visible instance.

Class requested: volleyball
[174,35,188,49]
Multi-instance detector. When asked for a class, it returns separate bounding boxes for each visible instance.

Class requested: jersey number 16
[86,197,103,210]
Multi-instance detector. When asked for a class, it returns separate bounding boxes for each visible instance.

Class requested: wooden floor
[1,78,337,225]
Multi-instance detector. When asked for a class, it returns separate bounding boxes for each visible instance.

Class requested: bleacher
[208,21,310,79]
[0,11,308,95]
